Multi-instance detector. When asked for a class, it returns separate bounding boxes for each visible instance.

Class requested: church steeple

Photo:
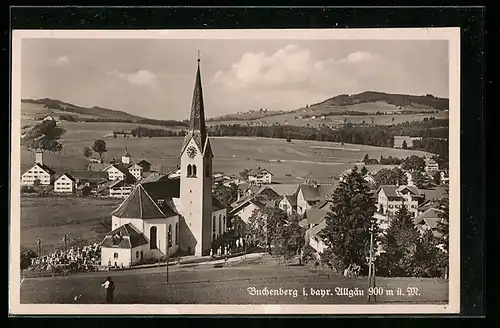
[181,55,211,156]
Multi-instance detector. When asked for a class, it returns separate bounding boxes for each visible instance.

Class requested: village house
[246,167,273,185]
[296,183,337,215]
[305,220,328,254]
[104,164,136,182]
[128,164,144,181]
[68,170,108,193]
[54,172,76,193]
[376,185,423,219]
[21,151,56,186]
[413,208,445,237]
[278,195,297,215]
[228,195,268,231]
[424,158,439,172]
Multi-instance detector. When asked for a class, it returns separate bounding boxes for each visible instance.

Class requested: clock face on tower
[187,146,197,159]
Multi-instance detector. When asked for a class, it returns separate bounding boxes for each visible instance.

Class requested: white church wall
[101,247,131,268]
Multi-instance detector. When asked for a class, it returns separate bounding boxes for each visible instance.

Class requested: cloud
[210,45,381,94]
[108,70,158,86]
[51,55,70,66]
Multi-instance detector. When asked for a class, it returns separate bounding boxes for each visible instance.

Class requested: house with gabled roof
[413,208,446,237]
[376,185,423,218]
[296,182,337,215]
[247,166,274,185]
[54,172,76,193]
[303,200,333,229]
[21,151,56,186]
[278,195,297,215]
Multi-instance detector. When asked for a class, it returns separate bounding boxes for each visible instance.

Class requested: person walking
[102,276,115,304]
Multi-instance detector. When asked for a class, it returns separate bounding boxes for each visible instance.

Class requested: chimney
[35,150,44,165]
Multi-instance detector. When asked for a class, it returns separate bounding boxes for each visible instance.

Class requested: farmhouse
[376,185,423,219]
[247,167,273,185]
[104,164,136,182]
[393,136,422,149]
[54,172,76,193]
[102,58,228,258]
[21,151,56,186]
[68,170,108,192]
[97,179,134,198]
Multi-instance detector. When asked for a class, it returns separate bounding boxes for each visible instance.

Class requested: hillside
[209,91,449,123]
[21,98,148,121]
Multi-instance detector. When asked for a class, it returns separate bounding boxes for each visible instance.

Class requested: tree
[373,168,407,187]
[21,120,66,152]
[413,229,443,278]
[21,249,37,270]
[113,132,117,138]
[402,140,408,149]
[277,213,305,264]
[433,171,441,185]
[92,139,107,161]
[412,170,432,189]
[301,244,316,265]
[213,183,239,207]
[381,204,421,277]
[361,166,368,176]
[248,207,288,254]
[435,195,449,252]
[363,154,370,163]
[286,136,292,143]
[318,166,376,273]
[83,146,93,158]
[401,155,426,171]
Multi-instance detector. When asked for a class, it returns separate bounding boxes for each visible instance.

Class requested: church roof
[100,223,148,249]
[181,60,209,156]
[112,184,170,219]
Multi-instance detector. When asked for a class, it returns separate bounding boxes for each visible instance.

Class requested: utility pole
[166,247,169,284]
[367,218,377,303]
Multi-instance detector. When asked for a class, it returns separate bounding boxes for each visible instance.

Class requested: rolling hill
[208,91,449,123]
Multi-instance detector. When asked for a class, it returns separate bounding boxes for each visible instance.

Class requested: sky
[21,38,449,121]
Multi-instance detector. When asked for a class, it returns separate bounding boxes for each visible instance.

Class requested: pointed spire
[188,57,207,145]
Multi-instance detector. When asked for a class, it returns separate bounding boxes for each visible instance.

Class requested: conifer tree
[319,166,376,273]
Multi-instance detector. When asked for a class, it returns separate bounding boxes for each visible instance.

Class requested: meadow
[20,197,123,254]
[22,123,431,184]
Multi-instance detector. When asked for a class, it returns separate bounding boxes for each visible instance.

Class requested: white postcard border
[9,27,460,315]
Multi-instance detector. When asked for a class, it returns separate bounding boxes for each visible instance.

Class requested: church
[100,57,228,267]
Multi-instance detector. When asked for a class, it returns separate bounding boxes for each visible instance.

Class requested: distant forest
[127,118,449,159]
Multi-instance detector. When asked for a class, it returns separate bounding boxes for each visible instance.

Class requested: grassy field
[22,135,431,184]
[20,256,448,305]
[20,197,123,254]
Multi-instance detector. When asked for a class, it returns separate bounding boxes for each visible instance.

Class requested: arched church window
[212,216,216,232]
[175,222,179,245]
[149,226,157,249]
[219,215,222,234]
[187,165,192,177]
[168,224,172,247]
[192,165,197,177]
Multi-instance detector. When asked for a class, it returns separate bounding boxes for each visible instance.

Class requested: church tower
[179,56,213,256]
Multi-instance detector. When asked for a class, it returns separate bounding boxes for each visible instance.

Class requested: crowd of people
[28,243,103,274]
